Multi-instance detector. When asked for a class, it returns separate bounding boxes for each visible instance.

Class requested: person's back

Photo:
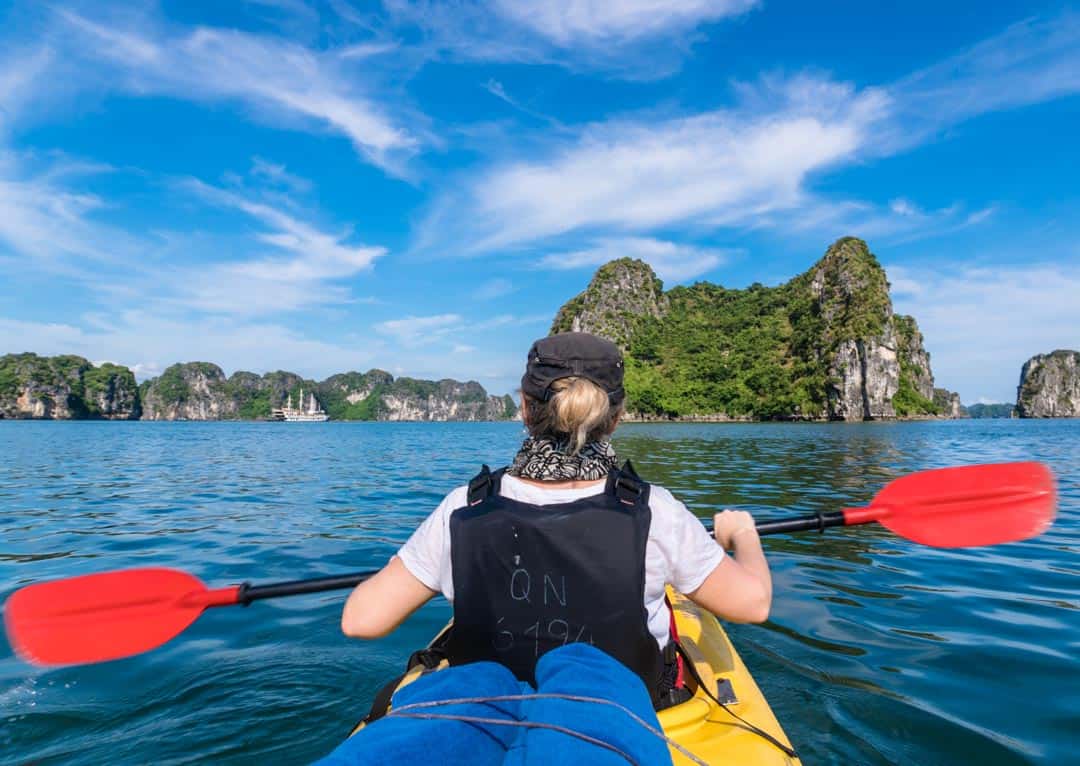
[340,332,773,703]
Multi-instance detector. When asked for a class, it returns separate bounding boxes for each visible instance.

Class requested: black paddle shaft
[234,511,849,603]
[718,510,847,537]
[237,571,379,604]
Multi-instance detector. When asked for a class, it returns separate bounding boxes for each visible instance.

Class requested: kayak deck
[661,589,800,765]
[354,589,800,764]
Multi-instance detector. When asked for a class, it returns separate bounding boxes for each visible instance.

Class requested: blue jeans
[315,643,673,766]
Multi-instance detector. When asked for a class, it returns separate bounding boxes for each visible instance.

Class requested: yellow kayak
[352,588,800,765]
[659,590,800,765]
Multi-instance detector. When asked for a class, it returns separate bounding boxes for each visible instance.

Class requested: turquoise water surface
[1,420,1077,764]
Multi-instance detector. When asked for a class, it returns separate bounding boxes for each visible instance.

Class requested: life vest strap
[467,464,506,506]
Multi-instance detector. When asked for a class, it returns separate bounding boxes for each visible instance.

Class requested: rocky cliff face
[806,238,900,420]
[138,363,517,421]
[380,380,514,421]
[0,353,140,419]
[140,363,241,420]
[551,258,669,350]
[321,370,394,405]
[804,239,940,420]
[3,354,517,421]
[548,237,948,421]
[933,388,965,418]
[1016,350,1080,417]
[321,373,516,421]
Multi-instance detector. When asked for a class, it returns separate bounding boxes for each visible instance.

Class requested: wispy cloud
[55,9,420,174]
[885,11,1080,152]
[888,261,1080,403]
[250,157,313,194]
[419,11,1080,258]
[483,79,566,128]
[381,0,758,78]
[372,311,548,349]
[0,152,146,274]
[474,277,516,300]
[0,47,54,134]
[489,0,758,46]
[777,196,998,245]
[422,75,886,253]
[0,146,387,318]
[374,313,465,345]
[540,237,728,283]
[168,178,386,314]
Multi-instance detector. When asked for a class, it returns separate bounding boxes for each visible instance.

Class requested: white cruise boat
[270,388,329,422]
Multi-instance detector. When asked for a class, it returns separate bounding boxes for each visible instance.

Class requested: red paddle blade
[3,567,234,666]
[856,462,1056,548]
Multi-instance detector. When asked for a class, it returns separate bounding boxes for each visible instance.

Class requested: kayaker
[340,331,772,706]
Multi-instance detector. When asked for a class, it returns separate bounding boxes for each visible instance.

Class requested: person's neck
[511,475,606,490]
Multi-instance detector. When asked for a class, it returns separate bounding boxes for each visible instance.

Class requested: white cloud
[419,12,1080,258]
[381,0,757,78]
[474,278,516,300]
[0,150,387,318]
[165,179,386,315]
[56,9,419,174]
[0,47,54,135]
[338,41,401,60]
[374,313,465,345]
[886,12,1080,152]
[250,157,313,194]
[781,197,996,246]
[490,0,758,46]
[890,198,918,217]
[888,262,1080,404]
[0,153,149,276]
[540,237,727,283]
[421,76,886,253]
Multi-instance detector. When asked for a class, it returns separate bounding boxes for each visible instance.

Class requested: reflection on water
[1,419,1077,765]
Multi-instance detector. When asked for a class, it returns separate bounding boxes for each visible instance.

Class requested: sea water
[1,420,1077,764]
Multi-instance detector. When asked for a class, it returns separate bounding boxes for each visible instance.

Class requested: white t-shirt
[397,473,725,648]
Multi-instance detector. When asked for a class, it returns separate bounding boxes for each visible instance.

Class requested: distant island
[552,237,963,421]
[965,403,1015,419]
[0,355,517,422]
[1016,350,1080,418]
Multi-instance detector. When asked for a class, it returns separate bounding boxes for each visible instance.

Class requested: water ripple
[1,419,1077,764]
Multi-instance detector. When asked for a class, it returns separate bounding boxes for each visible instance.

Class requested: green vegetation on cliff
[551,258,668,349]
[967,403,1014,418]
[317,370,391,420]
[893,315,940,417]
[0,353,141,419]
[555,238,942,420]
[137,364,517,421]
[625,280,819,418]
[4,355,517,421]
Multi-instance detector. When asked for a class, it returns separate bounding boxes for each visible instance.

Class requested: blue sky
[0,1,1077,404]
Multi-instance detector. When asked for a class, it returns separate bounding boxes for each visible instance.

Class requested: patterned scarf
[507,436,619,481]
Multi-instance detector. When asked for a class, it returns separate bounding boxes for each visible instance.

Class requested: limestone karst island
[2,238,1077,422]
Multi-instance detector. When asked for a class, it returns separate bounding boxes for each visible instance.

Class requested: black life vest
[445,461,666,703]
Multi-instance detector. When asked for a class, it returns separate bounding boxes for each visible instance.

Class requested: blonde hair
[524,376,623,455]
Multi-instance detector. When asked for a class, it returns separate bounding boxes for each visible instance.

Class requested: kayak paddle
[3,461,1056,666]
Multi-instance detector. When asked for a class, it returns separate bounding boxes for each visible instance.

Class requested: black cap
[521,332,625,405]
